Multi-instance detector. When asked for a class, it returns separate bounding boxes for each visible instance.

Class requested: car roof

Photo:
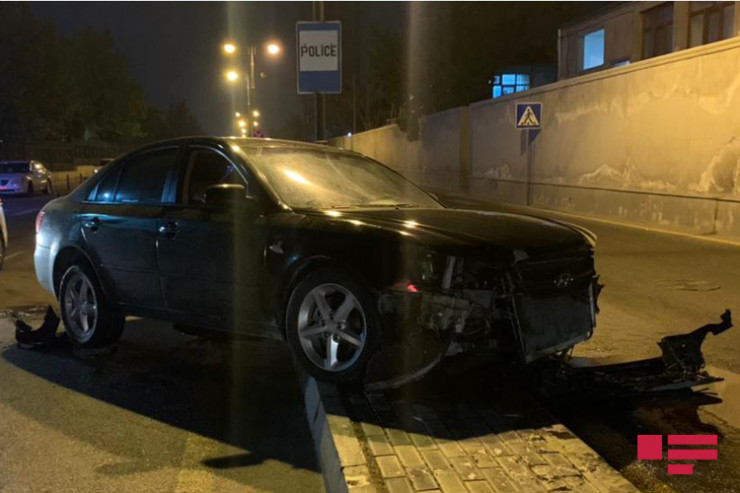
[134,136,352,155]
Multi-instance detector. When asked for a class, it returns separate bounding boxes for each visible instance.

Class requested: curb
[298,372,377,493]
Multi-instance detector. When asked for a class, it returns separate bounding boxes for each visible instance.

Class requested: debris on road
[545,309,733,397]
[14,305,65,349]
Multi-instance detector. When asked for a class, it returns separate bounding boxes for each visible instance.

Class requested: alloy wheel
[297,283,367,372]
[63,270,99,342]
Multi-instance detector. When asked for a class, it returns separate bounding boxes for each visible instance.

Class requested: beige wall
[331,37,740,239]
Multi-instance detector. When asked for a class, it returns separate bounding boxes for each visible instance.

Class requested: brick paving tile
[434,470,469,493]
[385,477,415,493]
[387,427,413,446]
[478,434,512,457]
[520,452,547,467]
[377,455,406,478]
[361,421,386,437]
[464,480,495,493]
[495,456,532,482]
[542,452,580,476]
[395,444,426,468]
[407,466,439,491]
[368,434,395,457]
[410,431,439,451]
[479,467,521,493]
[471,452,498,469]
[421,449,452,471]
[564,476,601,493]
[449,456,482,481]
[436,438,467,458]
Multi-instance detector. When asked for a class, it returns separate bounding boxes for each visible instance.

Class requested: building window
[643,3,674,59]
[689,1,735,47]
[491,74,530,98]
[582,29,605,70]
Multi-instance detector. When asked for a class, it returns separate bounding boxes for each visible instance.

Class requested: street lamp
[238,119,247,128]
[221,40,281,135]
[235,111,241,118]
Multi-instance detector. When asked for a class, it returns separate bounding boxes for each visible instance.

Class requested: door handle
[158,222,180,238]
[83,217,101,231]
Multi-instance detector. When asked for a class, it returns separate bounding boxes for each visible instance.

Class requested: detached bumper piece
[546,310,732,396]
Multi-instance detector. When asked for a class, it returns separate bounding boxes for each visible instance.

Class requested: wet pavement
[0,308,324,493]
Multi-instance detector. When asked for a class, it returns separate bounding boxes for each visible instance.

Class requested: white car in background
[0,160,53,195]
[0,196,6,271]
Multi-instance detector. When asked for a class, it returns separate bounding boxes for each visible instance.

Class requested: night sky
[30,2,405,137]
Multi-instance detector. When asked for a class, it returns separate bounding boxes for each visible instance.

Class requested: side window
[92,168,121,202]
[113,148,178,204]
[182,149,245,204]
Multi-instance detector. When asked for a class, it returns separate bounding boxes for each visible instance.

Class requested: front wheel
[286,268,379,383]
[59,264,124,347]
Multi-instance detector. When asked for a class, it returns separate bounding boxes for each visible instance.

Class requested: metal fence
[0,141,129,171]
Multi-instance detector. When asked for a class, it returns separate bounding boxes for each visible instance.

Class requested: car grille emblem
[554,273,575,289]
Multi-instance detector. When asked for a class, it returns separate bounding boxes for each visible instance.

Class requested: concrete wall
[330,36,740,240]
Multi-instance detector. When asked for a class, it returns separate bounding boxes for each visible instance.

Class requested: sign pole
[313,1,326,141]
[526,129,532,206]
[515,102,542,206]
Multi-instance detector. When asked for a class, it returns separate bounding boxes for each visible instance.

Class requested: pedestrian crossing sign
[516,103,542,129]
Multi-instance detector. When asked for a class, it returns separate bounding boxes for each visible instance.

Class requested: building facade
[558,1,740,79]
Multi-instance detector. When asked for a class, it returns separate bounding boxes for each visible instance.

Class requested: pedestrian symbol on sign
[515,103,542,129]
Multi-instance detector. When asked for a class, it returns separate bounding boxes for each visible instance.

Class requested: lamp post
[223,41,281,135]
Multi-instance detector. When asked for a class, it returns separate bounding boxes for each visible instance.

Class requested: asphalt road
[2,192,740,492]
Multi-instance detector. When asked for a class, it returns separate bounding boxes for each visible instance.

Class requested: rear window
[1,162,30,174]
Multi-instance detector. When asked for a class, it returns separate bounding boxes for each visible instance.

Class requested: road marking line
[8,208,40,217]
[3,251,25,261]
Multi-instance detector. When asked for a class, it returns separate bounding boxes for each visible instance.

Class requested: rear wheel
[59,264,124,347]
[286,268,379,382]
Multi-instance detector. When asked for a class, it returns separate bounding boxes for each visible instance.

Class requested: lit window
[582,29,605,70]
[491,72,531,98]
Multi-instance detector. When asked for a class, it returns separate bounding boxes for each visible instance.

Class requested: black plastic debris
[14,306,65,350]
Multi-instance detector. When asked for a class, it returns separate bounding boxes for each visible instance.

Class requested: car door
[157,145,267,331]
[81,146,180,310]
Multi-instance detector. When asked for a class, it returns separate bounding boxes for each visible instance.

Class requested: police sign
[296,21,342,94]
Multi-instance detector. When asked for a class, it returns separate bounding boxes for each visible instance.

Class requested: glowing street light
[223,43,237,54]
[226,70,240,82]
[235,111,241,118]
[238,119,247,128]
[253,121,259,127]
[266,43,281,56]
[252,110,260,118]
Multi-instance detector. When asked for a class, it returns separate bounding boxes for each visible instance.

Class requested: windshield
[242,147,442,210]
[1,162,30,174]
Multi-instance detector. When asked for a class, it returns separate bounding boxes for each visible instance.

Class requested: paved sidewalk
[305,360,639,493]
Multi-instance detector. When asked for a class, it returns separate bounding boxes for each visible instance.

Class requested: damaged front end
[366,250,601,389]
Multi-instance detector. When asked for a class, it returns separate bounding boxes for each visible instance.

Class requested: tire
[44,180,52,195]
[59,263,124,347]
[26,181,34,197]
[286,267,380,383]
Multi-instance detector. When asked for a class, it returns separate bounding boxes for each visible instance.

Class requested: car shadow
[1,318,322,490]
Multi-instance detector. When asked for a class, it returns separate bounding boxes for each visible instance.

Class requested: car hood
[302,207,591,258]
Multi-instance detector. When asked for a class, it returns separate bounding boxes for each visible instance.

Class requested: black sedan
[34,137,599,382]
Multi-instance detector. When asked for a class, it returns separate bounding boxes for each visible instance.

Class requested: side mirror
[204,183,252,209]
